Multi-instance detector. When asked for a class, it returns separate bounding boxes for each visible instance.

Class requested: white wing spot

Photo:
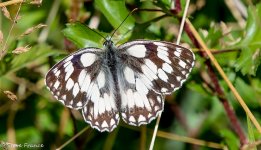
[124,67,135,84]
[97,71,106,88]
[162,63,173,73]
[69,100,73,105]
[161,88,168,92]
[144,59,157,74]
[80,53,96,67]
[157,51,171,64]
[138,115,146,122]
[76,101,83,107]
[155,106,160,111]
[54,70,61,77]
[171,84,174,88]
[59,100,65,105]
[66,78,74,91]
[80,74,91,92]
[136,78,149,94]
[78,70,86,84]
[98,97,106,114]
[174,51,181,57]
[133,92,144,108]
[126,89,135,108]
[52,67,58,74]
[121,113,126,118]
[73,83,80,97]
[148,113,152,118]
[129,116,135,122]
[102,121,108,128]
[63,61,71,68]
[141,65,157,81]
[153,42,165,46]
[158,46,169,52]
[158,68,168,82]
[65,55,73,62]
[110,119,116,126]
[65,63,74,81]
[53,80,60,89]
[127,45,147,58]
[156,96,161,103]
[178,60,186,68]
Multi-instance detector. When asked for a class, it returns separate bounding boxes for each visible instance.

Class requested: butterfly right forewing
[118,40,195,95]
[45,48,104,109]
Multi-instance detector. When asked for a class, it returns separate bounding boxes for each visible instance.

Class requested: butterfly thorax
[103,40,117,68]
[103,40,122,110]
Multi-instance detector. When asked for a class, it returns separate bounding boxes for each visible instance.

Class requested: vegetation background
[0,0,260,149]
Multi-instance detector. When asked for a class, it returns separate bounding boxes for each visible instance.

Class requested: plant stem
[172,0,250,146]
[184,20,248,145]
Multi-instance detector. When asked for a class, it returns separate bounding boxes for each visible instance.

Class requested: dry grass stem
[3,91,18,101]
[0,0,23,7]
[30,0,43,5]
[20,24,47,37]
[0,30,3,43]
[1,6,12,20]
[186,18,261,133]
[56,126,89,150]
[12,45,31,54]
[156,130,225,149]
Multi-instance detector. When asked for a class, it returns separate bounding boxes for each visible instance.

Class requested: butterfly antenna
[90,28,107,41]
[109,8,138,41]
[82,22,107,41]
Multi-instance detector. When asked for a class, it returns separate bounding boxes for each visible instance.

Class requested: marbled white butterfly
[45,33,195,132]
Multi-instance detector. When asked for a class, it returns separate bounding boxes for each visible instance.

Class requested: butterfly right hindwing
[117,64,164,126]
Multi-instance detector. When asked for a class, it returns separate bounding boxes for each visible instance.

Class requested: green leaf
[220,129,240,150]
[234,3,261,75]
[247,117,257,150]
[62,22,105,48]
[94,0,135,34]
[234,78,259,106]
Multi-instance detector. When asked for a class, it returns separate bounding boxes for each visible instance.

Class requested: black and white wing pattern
[45,48,119,132]
[117,40,195,125]
[45,39,195,132]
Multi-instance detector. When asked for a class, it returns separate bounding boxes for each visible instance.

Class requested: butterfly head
[103,37,114,48]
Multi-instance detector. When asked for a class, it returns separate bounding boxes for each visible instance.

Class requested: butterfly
[45,37,195,132]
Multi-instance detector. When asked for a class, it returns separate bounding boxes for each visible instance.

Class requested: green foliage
[234,4,261,75]
[0,0,261,150]
[95,0,135,34]
[62,22,104,48]
[220,129,240,150]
